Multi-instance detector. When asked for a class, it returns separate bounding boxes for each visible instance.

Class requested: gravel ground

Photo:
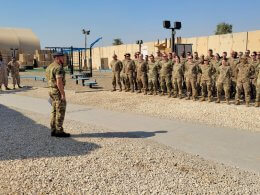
[11,86,260,132]
[1,105,260,194]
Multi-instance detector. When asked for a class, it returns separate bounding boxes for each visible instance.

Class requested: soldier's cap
[113,54,117,57]
[125,53,131,57]
[149,54,154,57]
[52,52,64,57]
[135,52,140,55]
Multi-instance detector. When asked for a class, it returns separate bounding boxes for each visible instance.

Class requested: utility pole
[136,40,143,53]
[82,29,90,69]
[163,21,181,52]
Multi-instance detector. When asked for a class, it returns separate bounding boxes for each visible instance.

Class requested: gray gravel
[0,104,260,194]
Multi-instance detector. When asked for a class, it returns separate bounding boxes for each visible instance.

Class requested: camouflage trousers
[137,74,148,92]
[0,68,8,87]
[256,80,260,102]
[11,71,20,85]
[172,77,183,96]
[217,82,230,100]
[148,77,159,93]
[236,80,251,102]
[112,72,122,90]
[160,75,171,93]
[185,77,197,98]
[125,73,134,92]
[201,80,212,98]
[49,92,66,132]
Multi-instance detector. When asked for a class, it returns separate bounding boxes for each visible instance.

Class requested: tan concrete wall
[73,30,260,69]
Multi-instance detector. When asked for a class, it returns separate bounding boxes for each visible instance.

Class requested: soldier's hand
[61,95,66,101]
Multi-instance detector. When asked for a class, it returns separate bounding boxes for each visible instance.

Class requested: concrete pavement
[0,93,260,173]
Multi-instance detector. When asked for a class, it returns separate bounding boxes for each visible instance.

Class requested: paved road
[0,93,260,173]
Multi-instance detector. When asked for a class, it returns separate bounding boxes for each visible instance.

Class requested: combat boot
[172,94,177,98]
[18,85,22,88]
[148,91,153,95]
[136,90,141,94]
[185,95,190,100]
[111,88,116,92]
[255,102,260,107]
[5,86,11,90]
[246,101,250,107]
[200,97,205,102]
[215,98,220,103]
[52,131,71,138]
[208,97,213,102]
[168,93,172,98]
[192,97,197,101]
[153,91,158,96]
[235,100,240,105]
[160,92,165,96]
[119,88,122,92]
[226,99,230,105]
[144,91,147,95]
[178,94,183,99]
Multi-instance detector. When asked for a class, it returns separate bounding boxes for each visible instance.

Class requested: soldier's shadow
[0,104,100,161]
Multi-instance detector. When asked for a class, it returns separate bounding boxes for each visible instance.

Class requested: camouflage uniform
[172,62,184,98]
[136,59,148,94]
[158,60,173,95]
[184,61,199,100]
[216,65,232,103]
[228,57,240,98]
[110,59,123,91]
[0,60,8,88]
[46,62,66,132]
[255,63,260,107]
[210,59,222,97]
[124,59,135,92]
[147,60,159,95]
[250,59,259,99]
[198,63,215,101]
[235,60,255,106]
[7,61,20,86]
[121,59,127,90]
[133,59,138,90]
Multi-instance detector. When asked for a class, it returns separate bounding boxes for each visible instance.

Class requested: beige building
[0,27,40,63]
[75,30,259,70]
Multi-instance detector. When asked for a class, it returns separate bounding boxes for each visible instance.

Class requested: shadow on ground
[0,86,36,95]
[0,104,100,161]
[72,131,167,138]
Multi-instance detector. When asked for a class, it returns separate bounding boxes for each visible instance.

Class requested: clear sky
[1,0,259,48]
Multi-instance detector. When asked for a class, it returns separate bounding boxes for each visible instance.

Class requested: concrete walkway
[0,93,260,173]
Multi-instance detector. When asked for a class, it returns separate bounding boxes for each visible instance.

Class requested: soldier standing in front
[46,52,70,137]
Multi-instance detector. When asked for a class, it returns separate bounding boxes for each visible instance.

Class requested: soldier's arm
[55,68,66,100]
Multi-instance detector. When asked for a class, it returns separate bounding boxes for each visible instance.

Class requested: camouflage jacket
[147,61,159,79]
[158,60,173,76]
[136,60,148,77]
[46,61,66,92]
[217,65,232,84]
[236,63,255,82]
[198,64,216,81]
[172,63,184,79]
[110,59,123,72]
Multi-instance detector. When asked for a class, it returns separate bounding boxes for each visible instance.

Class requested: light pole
[82,29,90,69]
[163,21,181,52]
[136,40,143,53]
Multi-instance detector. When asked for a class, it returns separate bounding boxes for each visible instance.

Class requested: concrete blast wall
[75,30,260,69]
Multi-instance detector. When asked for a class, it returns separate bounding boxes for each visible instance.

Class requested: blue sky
[1,0,259,48]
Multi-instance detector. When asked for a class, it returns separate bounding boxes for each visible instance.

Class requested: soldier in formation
[0,56,10,90]
[110,49,260,107]
[7,57,22,89]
